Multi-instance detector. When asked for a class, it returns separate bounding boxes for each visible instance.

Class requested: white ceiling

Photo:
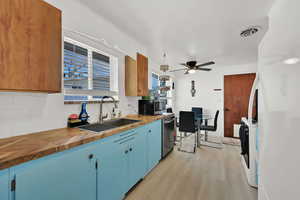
[77,0,274,69]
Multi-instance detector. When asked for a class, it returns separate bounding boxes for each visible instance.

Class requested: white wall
[0,0,155,139]
[258,0,300,199]
[174,63,257,137]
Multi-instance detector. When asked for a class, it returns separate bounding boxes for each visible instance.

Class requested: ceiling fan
[169,61,215,74]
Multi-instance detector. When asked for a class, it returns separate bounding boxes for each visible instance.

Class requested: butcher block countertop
[0,114,171,170]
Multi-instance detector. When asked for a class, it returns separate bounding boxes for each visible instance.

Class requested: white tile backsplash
[0,92,138,139]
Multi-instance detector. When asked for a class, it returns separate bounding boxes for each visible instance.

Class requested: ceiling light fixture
[283,57,300,65]
[189,69,196,74]
[160,53,170,72]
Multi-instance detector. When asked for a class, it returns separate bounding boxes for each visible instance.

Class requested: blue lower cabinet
[96,128,148,199]
[146,120,162,172]
[3,120,162,200]
[10,144,97,200]
[0,169,9,200]
[127,127,147,189]
[96,135,128,200]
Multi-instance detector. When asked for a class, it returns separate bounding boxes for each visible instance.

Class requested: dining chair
[192,107,203,124]
[178,111,198,153]
[199,110,223,149]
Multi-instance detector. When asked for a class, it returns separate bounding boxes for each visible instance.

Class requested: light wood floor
[125,144,257,200]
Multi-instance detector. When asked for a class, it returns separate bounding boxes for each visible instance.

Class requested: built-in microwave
[138,100,162,116]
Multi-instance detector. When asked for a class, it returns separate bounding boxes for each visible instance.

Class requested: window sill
[64,100,119,105]
[64,89,118,96]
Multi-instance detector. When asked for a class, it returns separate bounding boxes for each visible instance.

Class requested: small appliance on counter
[138,100,162,116]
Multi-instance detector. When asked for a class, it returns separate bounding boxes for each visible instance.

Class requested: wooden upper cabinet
[125,53,148,96]
[0,0,62,93]
[137,53,149,96]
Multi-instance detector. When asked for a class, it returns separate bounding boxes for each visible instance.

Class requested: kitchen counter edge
[0,114,173,170]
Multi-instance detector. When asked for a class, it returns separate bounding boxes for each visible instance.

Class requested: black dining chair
[192,107,203,124]
[192,107,203,131]
[199,110,222,148]
[178,111,198,153]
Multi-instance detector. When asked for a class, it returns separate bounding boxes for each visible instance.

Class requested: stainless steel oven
[162,114,175,158]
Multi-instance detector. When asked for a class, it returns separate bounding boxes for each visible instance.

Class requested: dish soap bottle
[79,102,89,123]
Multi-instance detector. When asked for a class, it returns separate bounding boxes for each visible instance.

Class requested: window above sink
[63,37,119,103]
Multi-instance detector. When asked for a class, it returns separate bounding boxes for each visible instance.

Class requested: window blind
[92,51,110,91]
[64,42,89,90]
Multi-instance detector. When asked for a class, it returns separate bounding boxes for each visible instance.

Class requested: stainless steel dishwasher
[162,114,175,158]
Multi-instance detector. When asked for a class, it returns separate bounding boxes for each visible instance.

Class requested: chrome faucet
[99,96,118,123]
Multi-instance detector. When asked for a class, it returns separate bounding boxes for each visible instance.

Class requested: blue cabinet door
[96,133,130,200]
[0,169,9,200]
[11,144,97,200]
[147,120,162,172]
[128,127,147,188]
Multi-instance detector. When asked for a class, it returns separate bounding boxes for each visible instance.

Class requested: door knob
[88,154,94,159]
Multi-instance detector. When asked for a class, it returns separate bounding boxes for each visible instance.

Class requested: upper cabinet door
[0,0,62,93]
[137,53,148,96]
[125,53,148,96]
[125,56,138,96]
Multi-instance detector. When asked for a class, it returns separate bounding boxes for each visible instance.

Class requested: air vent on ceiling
[240,26,261,38]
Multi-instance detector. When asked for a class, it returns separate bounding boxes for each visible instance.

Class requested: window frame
[63,37,118,102]
[151,72,160,91]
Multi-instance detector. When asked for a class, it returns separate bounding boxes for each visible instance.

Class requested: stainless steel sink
[79,118,141,133]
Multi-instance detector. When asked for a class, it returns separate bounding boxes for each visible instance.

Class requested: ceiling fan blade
[198,68,212,71]
[196,61,215,68]
[180,63,189,67]
[169,68,187,72]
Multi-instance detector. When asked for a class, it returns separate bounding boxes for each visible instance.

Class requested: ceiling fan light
[189,69,196,74]
[283,57,300,65]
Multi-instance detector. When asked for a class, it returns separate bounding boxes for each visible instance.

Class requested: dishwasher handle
[164,118,175,124]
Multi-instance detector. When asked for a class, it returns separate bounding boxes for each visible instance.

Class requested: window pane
[92,52,110,91]
[64,42,89,90]
[152,73,159,90]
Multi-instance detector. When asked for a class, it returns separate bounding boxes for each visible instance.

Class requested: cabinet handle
[129,148,132,152]
[125,150,129,154]
[119,130,135,137]
[114,133,137,143]
[148,130,151,133]
[119,137,135,144]
[88,154,94,159]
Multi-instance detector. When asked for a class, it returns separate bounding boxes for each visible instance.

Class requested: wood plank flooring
[125,144,257,200]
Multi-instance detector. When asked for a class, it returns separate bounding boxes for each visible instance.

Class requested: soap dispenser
[79,102,89,123]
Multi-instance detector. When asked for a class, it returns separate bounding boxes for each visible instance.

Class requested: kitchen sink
[103,118,141,127]
[79,118,141,133]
